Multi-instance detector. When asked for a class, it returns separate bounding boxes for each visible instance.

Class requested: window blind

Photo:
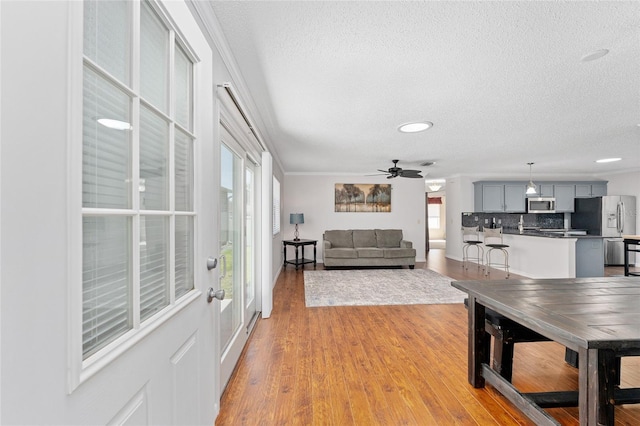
[140,1,168,113]
[82,216,132,358]
[82,0,196,360]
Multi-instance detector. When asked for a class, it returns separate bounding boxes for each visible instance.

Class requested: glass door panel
[220,144,242,354]
[244,165,256,317]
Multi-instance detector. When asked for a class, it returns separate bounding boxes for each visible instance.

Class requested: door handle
[219,254,227,279]
[207,256,218,271]
[207,288,225,303]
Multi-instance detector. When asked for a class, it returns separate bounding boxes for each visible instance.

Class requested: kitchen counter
[501,228,603,239]
[483,230,604,278]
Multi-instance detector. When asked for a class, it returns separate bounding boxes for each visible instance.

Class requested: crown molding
[185,0,284,174]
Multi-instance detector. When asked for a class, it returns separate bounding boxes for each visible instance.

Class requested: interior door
[0,1,220,424]
[219,131,258,388]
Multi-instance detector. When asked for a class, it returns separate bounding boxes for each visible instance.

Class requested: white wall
[444,175,475,261]
[272,163,285,282]
[284,175,426,262]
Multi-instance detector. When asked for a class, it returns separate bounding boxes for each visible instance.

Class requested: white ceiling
[206,1,640,182]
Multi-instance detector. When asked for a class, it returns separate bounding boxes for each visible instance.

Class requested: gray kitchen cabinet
[504,184,526,212]
[539,184,554,197]
[475,182,526,212]
[474,180,606,213]
[481,184,504,212]
[575,183,607,198]
[554,184,576,212]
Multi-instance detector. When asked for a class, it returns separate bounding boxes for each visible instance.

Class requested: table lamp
[289,213,304,241]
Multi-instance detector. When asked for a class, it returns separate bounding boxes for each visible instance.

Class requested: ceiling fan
[375,160,423,179]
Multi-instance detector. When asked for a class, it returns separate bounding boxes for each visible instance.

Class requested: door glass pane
[175,130,193,211]
[140,1,168,112]
[175,44,192,131]
[175,215,194,298]
[245,167,255,308]
[140,106,169,210]
[140,215,169,321]
[84,0,131,85]
[220,145,242,352]
[83,68,132,209]
[83,215,132,358]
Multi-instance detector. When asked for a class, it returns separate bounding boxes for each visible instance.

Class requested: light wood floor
[216,250,640,425]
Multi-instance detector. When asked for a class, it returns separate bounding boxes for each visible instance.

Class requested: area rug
[303,268,466,307]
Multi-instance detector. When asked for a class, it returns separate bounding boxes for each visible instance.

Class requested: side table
[283,239,317,270]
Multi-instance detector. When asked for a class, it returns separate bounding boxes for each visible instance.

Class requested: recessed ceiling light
[398,121,433,133]
[595,158,621,163]
[97,118,132,130]
[581,49,609,62]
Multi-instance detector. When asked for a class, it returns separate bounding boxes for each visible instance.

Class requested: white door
[219,129,259,388]
[1,1,220,424]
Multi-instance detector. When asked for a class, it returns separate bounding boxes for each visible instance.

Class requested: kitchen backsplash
[461,212,565,230]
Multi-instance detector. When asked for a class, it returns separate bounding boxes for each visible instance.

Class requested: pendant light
[526,162,537,195]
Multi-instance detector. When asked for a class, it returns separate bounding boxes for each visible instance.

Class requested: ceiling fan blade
[401,169,422,174]
[386,175,396,179]
[366,173,390,176]
[401,173,423,178]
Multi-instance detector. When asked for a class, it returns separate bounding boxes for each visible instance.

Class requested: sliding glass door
[219,129,258,389]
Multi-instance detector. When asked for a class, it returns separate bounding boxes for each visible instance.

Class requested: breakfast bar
[452,277,640,425]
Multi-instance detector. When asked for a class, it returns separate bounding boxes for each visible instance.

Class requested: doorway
[427,193,446,250]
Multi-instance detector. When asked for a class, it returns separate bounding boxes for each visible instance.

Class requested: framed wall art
[334,183,391,212]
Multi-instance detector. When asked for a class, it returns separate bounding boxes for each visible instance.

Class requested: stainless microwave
[527,197,556,213]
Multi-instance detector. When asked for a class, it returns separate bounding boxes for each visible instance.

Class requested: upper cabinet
[474,182,526,212]
[538,184,555,197]
[554,184,576,212]
[474,181,607,213]
[575,183,607,198]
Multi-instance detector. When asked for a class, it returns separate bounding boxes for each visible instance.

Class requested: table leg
[283,242,287,268]
[468,296,487,388]
[295,245,300,270]
[313,242,317,268]
[580,347,616,426]
[624,240,630,276]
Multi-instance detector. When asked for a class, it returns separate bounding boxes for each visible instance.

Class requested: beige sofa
[322,229,416,269]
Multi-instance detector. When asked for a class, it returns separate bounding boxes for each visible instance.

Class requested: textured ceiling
[207,1,640,182]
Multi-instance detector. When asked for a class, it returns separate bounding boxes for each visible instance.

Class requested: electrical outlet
[498,219,502,225]
[484,219,488,224]
[474,216,478,222]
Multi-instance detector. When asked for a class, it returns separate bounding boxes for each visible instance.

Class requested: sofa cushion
[324,230,354,248]
[383,248,416,259]
[324,248,358,259]
[376,229,403,248]
[357,248,384,258]
[353,229,377,248]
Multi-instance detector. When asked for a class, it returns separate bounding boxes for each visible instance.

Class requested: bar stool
[484,227,510,278]
[461,226,484,270]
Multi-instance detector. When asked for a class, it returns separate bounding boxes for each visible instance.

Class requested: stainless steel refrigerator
[572,195,637,266]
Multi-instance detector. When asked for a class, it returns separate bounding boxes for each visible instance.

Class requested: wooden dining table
[451,276,640,426]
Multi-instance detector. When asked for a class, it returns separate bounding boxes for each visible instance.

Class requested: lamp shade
[290,213,304,225]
